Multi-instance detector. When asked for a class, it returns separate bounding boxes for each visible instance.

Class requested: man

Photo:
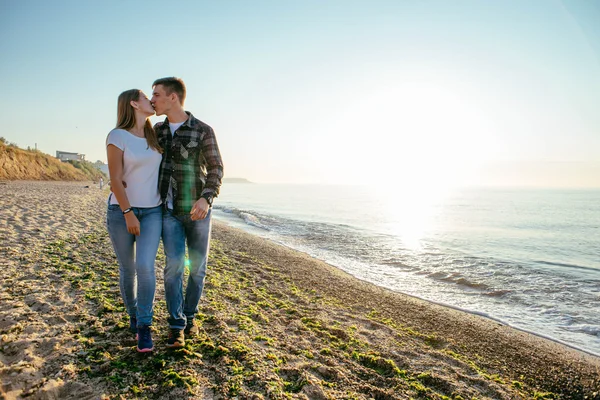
[151,77,224,348]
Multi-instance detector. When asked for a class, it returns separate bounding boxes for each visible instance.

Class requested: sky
[1,0,599,187]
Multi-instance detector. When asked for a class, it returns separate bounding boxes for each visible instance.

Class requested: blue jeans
[162,208,212,329]
[106,204,162,327]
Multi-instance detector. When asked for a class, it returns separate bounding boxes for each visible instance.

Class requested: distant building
[56,151,85,162]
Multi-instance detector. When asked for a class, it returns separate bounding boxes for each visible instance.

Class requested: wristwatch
[201,193,214,206]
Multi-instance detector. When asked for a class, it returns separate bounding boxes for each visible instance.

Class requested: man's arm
[199,125,224,198]
[190,125,224,221]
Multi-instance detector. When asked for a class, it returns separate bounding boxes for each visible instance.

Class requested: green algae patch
[352,351,404,377]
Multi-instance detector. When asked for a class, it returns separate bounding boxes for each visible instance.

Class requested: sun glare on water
[319,78,492,248]
[361,81,488,249]
[373,182,448,250]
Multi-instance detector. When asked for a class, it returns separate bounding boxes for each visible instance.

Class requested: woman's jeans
[162,208,212,329]
[106,204,162,327]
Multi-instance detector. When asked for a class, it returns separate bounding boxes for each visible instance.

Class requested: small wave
[426,272,490,290]
[379,260,415,270]
[238,212,270,230]
[449,277,489,290]
[214,205,234,214]
[214,206,284,231]
[483,289,512,297]
[564,324,600,337]
[535,260,598,272]
[428,271,449,279]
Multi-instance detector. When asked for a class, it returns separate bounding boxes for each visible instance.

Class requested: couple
[105,77,224,352]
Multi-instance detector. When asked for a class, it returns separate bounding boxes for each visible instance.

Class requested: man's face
[151,85,171,116]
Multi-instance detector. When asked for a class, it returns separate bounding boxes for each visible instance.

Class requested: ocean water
[212,184,600,356]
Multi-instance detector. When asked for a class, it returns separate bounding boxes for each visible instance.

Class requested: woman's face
[133,91,155,116]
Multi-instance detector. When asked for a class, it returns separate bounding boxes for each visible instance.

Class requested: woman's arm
[107,144,140,235]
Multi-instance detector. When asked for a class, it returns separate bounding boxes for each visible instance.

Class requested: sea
[212,183,600,356]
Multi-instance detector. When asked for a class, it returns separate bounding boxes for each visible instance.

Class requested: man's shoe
[129,316,138,335]
[184,318,199,336]
[166,328,185,348]
[137,326,154,353]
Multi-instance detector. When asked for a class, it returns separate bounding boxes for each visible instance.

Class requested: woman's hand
[125,212,140,236]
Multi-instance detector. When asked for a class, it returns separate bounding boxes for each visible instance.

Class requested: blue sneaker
[137,326,154,353]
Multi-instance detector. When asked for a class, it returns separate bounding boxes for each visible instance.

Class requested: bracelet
[122,208,132,215]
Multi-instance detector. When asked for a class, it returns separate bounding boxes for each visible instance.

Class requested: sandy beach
[0,181,598,400]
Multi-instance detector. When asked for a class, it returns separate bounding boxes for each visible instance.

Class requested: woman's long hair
[116,89,162,153]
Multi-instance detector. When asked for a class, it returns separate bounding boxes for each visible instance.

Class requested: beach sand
[0,181,598,399]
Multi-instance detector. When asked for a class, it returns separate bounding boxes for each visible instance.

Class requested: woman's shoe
[137,326,154,352]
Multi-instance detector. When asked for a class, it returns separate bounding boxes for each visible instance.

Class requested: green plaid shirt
[156,112,224,215]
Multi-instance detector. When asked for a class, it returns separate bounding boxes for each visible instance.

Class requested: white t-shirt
[106,128,162,207]
[166,121,185,209]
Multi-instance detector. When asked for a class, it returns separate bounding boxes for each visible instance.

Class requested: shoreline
[1,181,599,399]
[214,214,600,359]
[325,268,600,360]
[211,219,600,362]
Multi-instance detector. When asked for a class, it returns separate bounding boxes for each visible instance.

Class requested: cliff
[0,140,105,181]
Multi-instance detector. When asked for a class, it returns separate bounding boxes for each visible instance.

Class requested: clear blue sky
[1,0,599,187]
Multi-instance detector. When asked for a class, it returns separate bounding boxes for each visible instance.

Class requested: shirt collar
[163,111,194,128]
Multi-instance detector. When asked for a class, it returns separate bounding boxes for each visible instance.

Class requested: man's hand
[190,197,210,221]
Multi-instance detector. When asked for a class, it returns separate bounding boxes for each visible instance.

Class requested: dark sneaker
[129,316,138,335]
[137,326,154,353]
[184,318,199,336]
[166,328,185,348]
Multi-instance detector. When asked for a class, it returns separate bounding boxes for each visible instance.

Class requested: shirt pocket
[177,136,200,161]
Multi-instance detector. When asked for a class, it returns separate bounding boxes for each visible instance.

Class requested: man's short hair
[153,77,186,105]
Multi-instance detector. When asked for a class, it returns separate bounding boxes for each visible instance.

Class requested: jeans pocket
[107,205,124,225]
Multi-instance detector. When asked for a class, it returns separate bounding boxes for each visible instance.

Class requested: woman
[106,89,162,352]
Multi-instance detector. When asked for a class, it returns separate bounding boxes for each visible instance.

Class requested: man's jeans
[162,208,212,329]
[106,204,162,327]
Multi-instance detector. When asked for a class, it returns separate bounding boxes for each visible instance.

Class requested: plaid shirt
[155,112,224,215]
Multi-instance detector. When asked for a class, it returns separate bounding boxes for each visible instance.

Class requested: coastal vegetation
[0,137,105,181]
